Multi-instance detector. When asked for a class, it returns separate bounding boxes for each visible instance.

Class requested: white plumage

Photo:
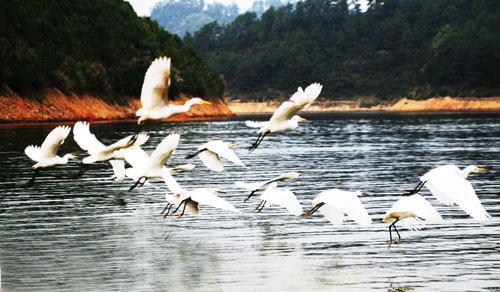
[24,125,77,184]
[188,140,246,172]
[257,187,303,216]
[235,172,299,202]
[383,194,443,248]
[136,56,211,125]
[163,174,239,219]
[125,133,180,190]
[420,165,490,222]
[307,189,372,227]
[247,83,322,151]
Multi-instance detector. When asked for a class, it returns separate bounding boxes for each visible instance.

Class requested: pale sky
[126,0,254,17]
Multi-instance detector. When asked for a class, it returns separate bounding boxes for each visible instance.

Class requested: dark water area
[0,112,499,291]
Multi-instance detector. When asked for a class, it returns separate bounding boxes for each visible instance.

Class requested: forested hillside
[0,0,224,101]
[186,0,500,101]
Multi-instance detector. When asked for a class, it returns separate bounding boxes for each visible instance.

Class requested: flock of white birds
[23,56,491,248]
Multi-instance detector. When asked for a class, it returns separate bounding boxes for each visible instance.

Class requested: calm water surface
[0,112,499,292]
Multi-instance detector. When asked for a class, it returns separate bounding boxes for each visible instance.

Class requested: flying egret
[235,172,299,202]
[301,189,372,227]
[126,133,180,191]
[417,165,490,222]
[136,56,211,126]
[254,187,303,216]
[383,194,443,248]
[246,82,322,152]
[185,140,246,172]
[24,125,77,184]
[162,174,240,219]
[72,121,149,178]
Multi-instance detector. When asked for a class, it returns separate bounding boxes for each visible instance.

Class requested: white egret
[162,174,240,219]
[185,140,246,172]
[24,125,77,184]
[383,194,443,248]
[418,165,490,222]
[125,133,180,191]
[136,56,211,126]
[235,172,299,202]
[246,82,322,151]
[301,189,372,227]
[254,187,303,216]
[72,121,149,177]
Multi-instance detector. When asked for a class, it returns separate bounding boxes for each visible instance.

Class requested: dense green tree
[0,0,224,100]
[186,0,500,100]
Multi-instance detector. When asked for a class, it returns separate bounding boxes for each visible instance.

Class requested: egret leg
[243,190,257,202]
[129,177,146,191]
[177,201,188,219]
[72,163,88,179]
[249,132,268,152]
[301,202,325,216]
[186,148,207,159]
[170,199,187,215]
[26,168,40,186]
[404,181,427,196]
[254,200,267,213]
[161,203,172,218]
[388,219,401,249]
[393,224,402,245]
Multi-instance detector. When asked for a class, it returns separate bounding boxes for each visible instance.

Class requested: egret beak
[299,117,308,122]
[475,168,487,171]
[170,170,178,174]
[201,100,212,105]
[73,155,79,158]
[229,143,237,147]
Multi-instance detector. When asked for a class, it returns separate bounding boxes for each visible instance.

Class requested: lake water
[0,112,499,292]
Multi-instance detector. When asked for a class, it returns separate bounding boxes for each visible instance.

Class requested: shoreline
[228,96,500,114]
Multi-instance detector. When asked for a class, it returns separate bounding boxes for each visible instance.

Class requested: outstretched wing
[190,189,240,213]
[199,150,224,172]
[163,173,186,195]
[387,194,443,230]
[245,120,267,128]
[260,187,303,216]
[105,133,149,153]
[39,125,71,158]
[140,56,171,110]
[147,133,180,170]
[24,145,41,162]
[109,159,125,181]
[269,83,322,123]
[206,140,245,168]
[422,166,490,222]
[73,121,106,154]
[315,190,372,226]
[265,172,300,186]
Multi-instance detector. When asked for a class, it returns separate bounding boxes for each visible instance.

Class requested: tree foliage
[186,0,500,100]
[0,0,224,100]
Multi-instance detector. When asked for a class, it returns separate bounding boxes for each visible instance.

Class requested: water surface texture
[0,113,499,291]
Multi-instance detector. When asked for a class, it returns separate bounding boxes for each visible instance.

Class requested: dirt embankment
[0,87,234,123]
[228,96,500,114]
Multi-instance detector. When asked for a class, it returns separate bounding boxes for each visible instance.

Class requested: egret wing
[199,151,224,172]
[105,133,149,153]
[147,133,180,170]
[39,125,71,158]
[25,146,41,162]
[266,172,300,185]
[206,141,245,168]
[245,120,266,128]
[163,173,186,195]
[422,167,490,221]
[260,187,303,216]
[390,194,443,223]
[109,159,125,181]
[73,122,106,154]
[123,147,149,170]
[290,83,323,109]
[190,189,240,213]
[316,190,372,226]
[140,56,171,110]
